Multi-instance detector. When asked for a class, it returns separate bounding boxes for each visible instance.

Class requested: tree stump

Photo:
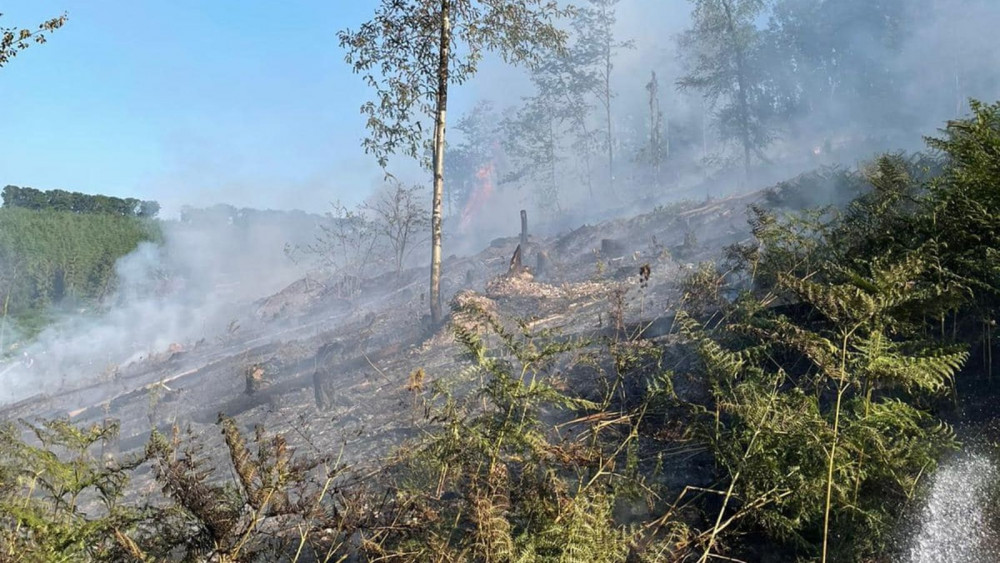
[509,244,524,273]
[536,249,551,276]
[313,371,331,411]
[520,209,528,247]
[601,238,626,258]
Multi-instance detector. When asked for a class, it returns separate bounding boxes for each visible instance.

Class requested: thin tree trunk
[603,4,614,194]
[605,58,614,193]
[664,112,669,160]
[548,115,560,211]
[429,0,451,325]
[649,72,657,191]
[563,90,594,199]
[702,99,708,160]
[721,0,752,184]
[648,71,662,191]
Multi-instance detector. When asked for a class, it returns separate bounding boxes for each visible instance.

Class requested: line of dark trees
[2,185,160,218]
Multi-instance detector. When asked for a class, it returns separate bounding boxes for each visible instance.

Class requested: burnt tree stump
[536,249,551,276]
[601,238,627,259]
[520,209,528,247]
[509,244,524,273]
[313,371,330,410]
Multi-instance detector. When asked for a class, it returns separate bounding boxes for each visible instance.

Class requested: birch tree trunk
[429,0,451,324]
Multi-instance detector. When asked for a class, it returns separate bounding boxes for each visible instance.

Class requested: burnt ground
[0,191,764,507]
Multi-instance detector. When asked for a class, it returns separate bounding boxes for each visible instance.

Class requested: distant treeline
[2,185,160,218]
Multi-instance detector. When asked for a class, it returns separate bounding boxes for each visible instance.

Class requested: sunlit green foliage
[925,100,1000,335]
[676,100,1000,560]
[0,419,147,562]
[3,100,1000,562]
[682,253,965,560]
[0,207,161,323]
[367,297,641,561]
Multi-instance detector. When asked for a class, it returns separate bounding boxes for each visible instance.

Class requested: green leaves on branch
[368,296,654,561]
[0,13,66,69]
[0,419,147,561]
[679,100,1000,559]
[338,0,569,170]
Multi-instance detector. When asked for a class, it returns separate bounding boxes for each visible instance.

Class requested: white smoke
[0,213,316,406]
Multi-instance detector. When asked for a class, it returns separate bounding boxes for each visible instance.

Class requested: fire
[460,161,495,232]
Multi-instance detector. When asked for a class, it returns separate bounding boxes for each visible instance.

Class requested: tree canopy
[2,186,160,218]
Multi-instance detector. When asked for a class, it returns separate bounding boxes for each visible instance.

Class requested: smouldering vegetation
[3,100,1000,561]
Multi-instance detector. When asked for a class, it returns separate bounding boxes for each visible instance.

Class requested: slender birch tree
[339,1,567,324]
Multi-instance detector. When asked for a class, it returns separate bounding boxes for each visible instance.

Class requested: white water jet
[909,453,999,562]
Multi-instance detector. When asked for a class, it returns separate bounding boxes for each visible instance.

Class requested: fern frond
[472,463,514,562]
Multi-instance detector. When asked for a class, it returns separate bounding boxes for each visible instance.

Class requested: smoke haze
[4,0,1000,404]
[0,211,319,405]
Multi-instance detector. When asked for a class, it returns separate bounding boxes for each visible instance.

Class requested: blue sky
[0,1,428,216]
[0,1,685,217]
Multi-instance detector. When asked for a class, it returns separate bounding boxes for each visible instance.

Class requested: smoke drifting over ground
[0,210,319,405]
[446,0,1000,231]
[5,0,1000,404]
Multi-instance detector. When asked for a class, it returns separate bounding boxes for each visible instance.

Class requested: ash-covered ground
[0,190,764,492]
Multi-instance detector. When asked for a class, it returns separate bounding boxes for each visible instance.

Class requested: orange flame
[460,162,495,232]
